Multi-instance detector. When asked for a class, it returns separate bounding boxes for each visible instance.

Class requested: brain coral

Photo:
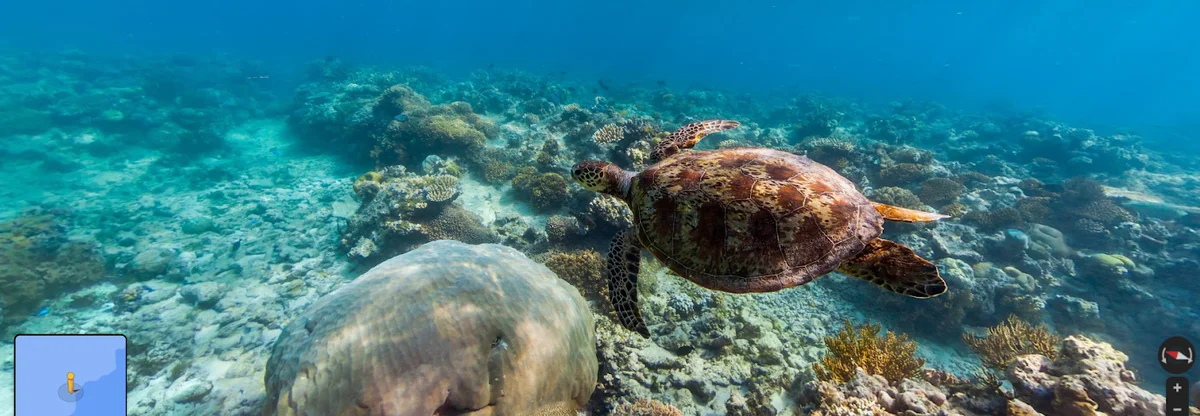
[263,240,597,415]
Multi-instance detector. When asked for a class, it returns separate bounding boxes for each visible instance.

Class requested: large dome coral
[262,240,597,415]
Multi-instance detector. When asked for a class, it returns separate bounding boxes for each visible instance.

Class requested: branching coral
[592,123,625,145]
[878,163,934,186]
[812,320,925,384]
[918,177,965,206]
[963,315,1060,371]
[799,137,857,170]
[870,187,925,210]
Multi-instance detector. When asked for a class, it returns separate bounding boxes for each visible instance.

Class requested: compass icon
[1159,336,1194,374]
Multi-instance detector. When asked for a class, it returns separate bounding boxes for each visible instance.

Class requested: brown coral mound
[512,169,570,213]
[962,315,1060,371]
[263,241,597,415]
[538,250,610,316]
[1,209,107,322]
[813,321,925,384]
[917,177,965,206]
[879,163,933,186]
[871,187,925,210]
[420,205,500,245]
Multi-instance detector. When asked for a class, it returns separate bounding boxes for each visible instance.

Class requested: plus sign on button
[1166,377,1189,416]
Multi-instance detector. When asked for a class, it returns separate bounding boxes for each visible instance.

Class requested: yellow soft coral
[962,315,1060,371]
[812,320,925,384]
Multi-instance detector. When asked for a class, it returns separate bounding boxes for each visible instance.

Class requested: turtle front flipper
[606,229,651,337]
[838,238,947,298]
[872,202,950,222]
[651,119,740,162]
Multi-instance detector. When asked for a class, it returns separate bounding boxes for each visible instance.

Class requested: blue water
[2,1,1197,414]
[3,1,1196,140]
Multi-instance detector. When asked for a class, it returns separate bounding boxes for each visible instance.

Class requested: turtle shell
[631,147,883,293]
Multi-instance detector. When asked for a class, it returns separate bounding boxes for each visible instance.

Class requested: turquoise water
[0,2,1196,415]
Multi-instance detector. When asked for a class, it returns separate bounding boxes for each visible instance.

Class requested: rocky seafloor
[0,51,1197,415]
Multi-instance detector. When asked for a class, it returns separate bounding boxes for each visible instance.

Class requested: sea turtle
[572,119,949,337]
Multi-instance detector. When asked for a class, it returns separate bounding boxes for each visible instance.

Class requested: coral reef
[812,321,925,384]
[511,168,570,213]
[1007,336,1163,415]
[263,241,596,415]
[962,315,1060,371]
[610,399,684,416]
[917,177,966,206]
[0,209,107,323]
[341,166,496,261]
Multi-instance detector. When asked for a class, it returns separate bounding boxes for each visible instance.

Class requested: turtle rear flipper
[872,202,950,223]
[838,238,947,298]
[651,119,740,162]
[606,230,651,337]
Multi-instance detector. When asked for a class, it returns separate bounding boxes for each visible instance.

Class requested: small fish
[246,75,269,80]
[394,113,409,122]
[35,307,49,317]
[656,80,666,86]
[597,80,610,91]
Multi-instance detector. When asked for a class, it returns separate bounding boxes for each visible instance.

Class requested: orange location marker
[67,372,75,394]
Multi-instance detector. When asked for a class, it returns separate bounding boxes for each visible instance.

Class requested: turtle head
[572,160,633,199]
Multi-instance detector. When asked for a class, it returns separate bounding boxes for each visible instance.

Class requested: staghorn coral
[917,177,965,206]
[963,315,1060,371]
[422,175,459,202]
[593,123,625,145]
[611,399,684,416]
[812,320,925,384]
[263,241,597,415]
[870,187,925,210]
[879,163,934,186]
